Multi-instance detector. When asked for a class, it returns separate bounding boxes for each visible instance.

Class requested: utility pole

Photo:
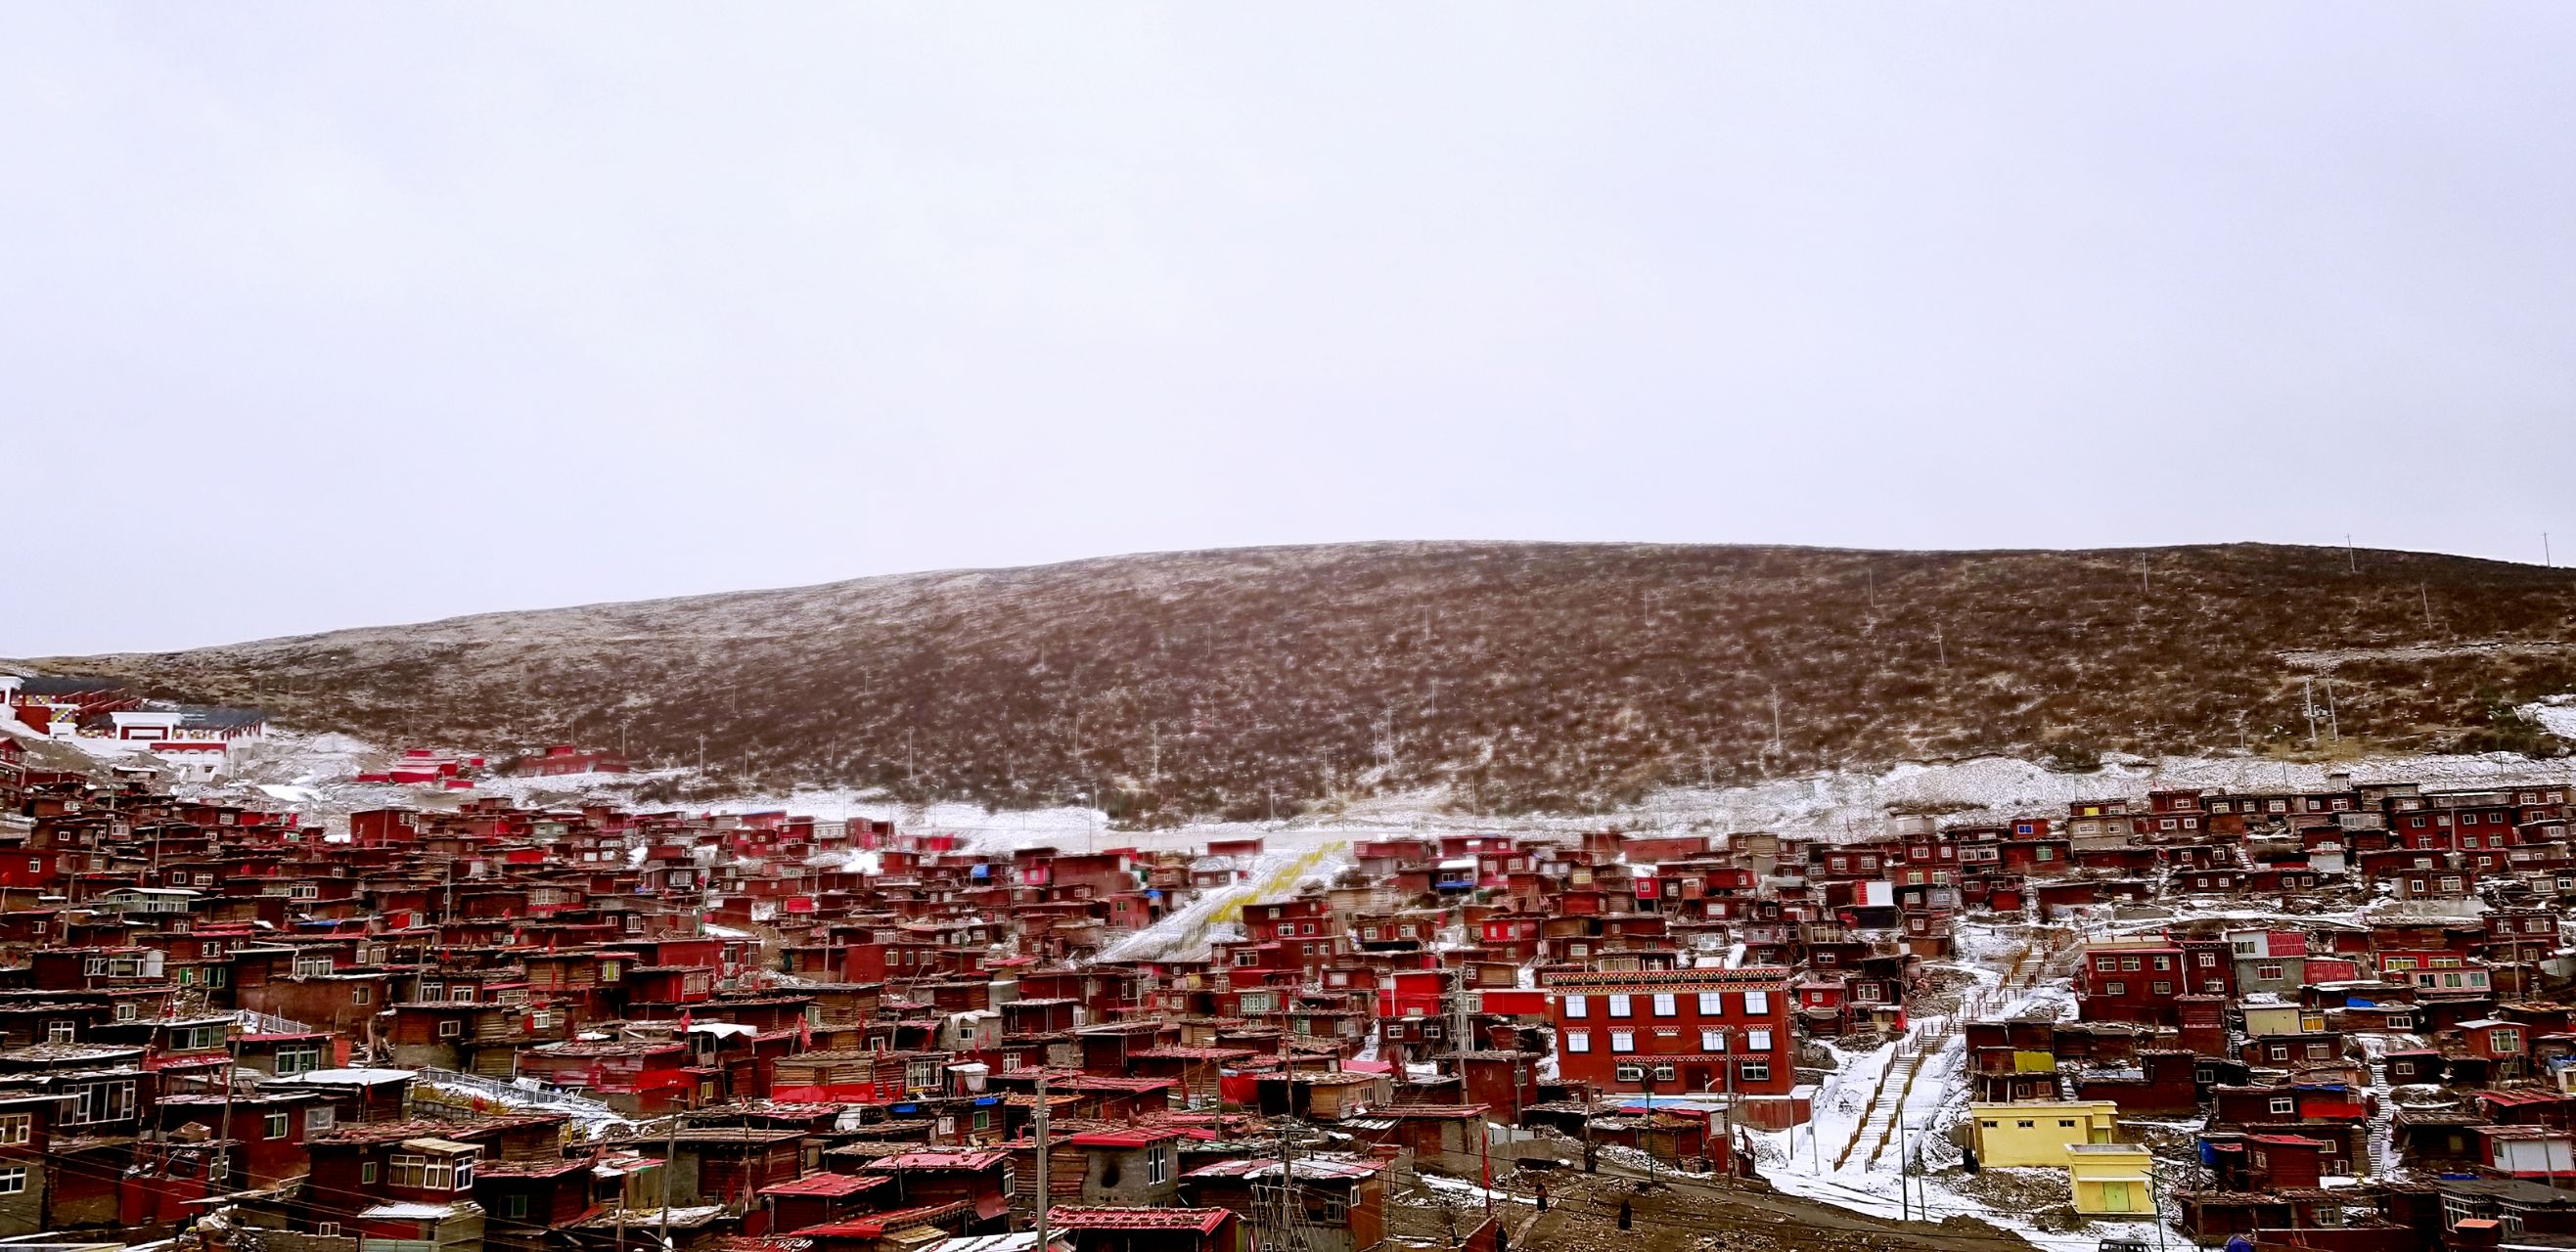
[2420,584,2435,633]
[210,1020,240,1194]
[2346,535,2357,573]
[1641,1068,1660,1191]
[1770,686,1784,758]
[659,1104,680,1252]
[1033,1070,1051,1248]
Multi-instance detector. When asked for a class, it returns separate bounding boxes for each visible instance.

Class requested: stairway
[1849,1050,1921,1169]
[2366,1058,2397,1177]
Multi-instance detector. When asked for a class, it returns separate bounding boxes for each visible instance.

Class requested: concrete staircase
[1846,1049,1921,1169]
[2366,1057,2397,1177]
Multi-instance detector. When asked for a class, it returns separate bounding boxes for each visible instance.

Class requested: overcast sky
[6,6,2573,655]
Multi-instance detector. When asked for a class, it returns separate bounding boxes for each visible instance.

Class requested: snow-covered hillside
[27,541,2576,823]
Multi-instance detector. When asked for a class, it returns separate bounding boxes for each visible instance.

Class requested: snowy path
[1095,841,1353,962]
[1754,923,2128,1251]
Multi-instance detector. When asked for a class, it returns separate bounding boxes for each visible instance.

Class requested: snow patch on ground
[2522,694,2576,741]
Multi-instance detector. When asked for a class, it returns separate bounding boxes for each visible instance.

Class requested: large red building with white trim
[1545,966,1796,1098]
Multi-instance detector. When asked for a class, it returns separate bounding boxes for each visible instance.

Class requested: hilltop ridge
[24,541,2576,821]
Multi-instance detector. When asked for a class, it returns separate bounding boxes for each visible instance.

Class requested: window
[1747,1028,1773,1051]
[45,1021,73,1044]
[350,985,373,1006]
[2270,1097,2294,1114]
[2104,981,2127,996]
[2257,963,2283,981]
[1697,992,1724,1015]
[362,1162,378,1185]
[437,1020,463,1039]
[0,1115,27,1145]
[2151,981,2173,996]
[1609,1030,1635,1053]
[390,1150,476,1190]
[1700,1029,1726,1051]
[265,1112,291,1140]
[0,1168,23,1195]
[1739,1060,1770,1082]
[171,1025,225,1051]
[306,1106,334,1134]
[1651,994,1677,1017]
[1743,991,1770,1015]
[1564,1031,1591,1053]
[507,1195,530,1220]
[68,1081,135,1125]
[1615,1064,1647,1083]
[1148,1143,1170,1185]
[2269,1046,2289,1061]
[1606,995,1633,1018]
[1564,995,1588,1019]
[2120,957,2142,971]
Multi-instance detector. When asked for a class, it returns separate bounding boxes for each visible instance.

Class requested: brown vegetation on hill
[26,542,2576,821]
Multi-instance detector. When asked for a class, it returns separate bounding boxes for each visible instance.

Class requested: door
[2100,1182,2134,1212]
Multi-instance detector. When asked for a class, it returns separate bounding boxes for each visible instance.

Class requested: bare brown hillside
[25,542,2576,821]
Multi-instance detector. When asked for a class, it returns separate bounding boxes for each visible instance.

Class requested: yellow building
[2068,1143,2155,1215]
[2240,1004,2325,1037]
[1968,1100,2122,1167]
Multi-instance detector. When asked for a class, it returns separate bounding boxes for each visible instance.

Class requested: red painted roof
[876,1149,1010,1171]
[759,1173,889,1197]
[789,1201,970,1237]
[1047,1207,1230,1232]
[1067,1128,1185,1147]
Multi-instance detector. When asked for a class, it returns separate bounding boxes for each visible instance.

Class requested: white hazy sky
[6,6,2574,655]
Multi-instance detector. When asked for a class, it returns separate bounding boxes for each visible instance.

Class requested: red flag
[679,1007,693,1033]
[797,1016,812,1051]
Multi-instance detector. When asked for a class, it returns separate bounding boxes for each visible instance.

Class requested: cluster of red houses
[14,721,2576,1252]
[1950,777,2576,1251]
[0,742,1783,1252]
